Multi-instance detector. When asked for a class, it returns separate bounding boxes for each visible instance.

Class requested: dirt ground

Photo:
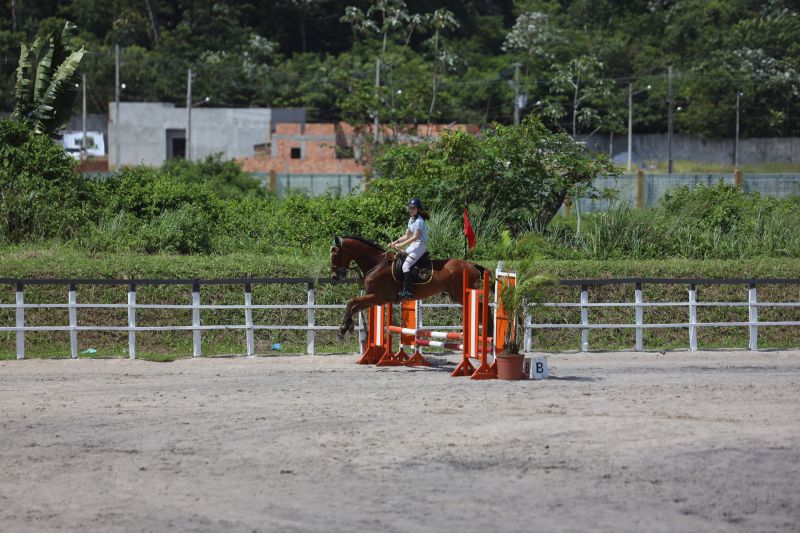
[1,351,799,533]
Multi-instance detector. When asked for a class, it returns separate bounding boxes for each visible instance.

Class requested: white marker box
[525,356,549,380]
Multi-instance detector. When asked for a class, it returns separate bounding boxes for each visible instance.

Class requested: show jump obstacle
[358,268,517,380]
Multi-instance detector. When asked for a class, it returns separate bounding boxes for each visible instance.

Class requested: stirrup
[398,290,414,300]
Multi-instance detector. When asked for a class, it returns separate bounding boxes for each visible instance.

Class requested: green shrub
[137,204,216,254]
[661,180,755,234]
[373,116,617,233]
[0,119,89,243]
[96,165,223,220]
[162,154,270,200]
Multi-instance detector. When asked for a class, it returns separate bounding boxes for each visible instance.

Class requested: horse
[330,236,488,339]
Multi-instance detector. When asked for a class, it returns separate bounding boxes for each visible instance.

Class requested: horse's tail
[472,263,495,337]
[472,263,494,287]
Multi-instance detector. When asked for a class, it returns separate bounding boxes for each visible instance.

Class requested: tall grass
[568,197,800,260]
[427,203,506,258]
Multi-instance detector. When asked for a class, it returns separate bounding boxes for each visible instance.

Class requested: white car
[60,131,105,159]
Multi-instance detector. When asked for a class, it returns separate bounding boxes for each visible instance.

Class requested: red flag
[463,207,476,252]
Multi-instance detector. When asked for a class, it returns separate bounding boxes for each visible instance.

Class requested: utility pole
[115,44,120,169]
[513,63,521,125]
[373,58,380,143]
[627,83,633,173]
[186,68,192,161]
[627,83,651,173]
[82,73,87,161]
[734,91,742,169]
[667,66,674,174]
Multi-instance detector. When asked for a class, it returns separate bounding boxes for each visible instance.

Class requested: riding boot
[398,271,414,300]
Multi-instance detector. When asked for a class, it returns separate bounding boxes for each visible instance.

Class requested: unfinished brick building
[238,122,479,195]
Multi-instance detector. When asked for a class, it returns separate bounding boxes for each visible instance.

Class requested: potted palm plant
[496,249,557,380]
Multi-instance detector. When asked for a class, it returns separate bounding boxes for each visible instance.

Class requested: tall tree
[502,11,556,78]
[426,8,459,131]
[548,55,611,139]
[143,0,161,45]
[11,0,21,32]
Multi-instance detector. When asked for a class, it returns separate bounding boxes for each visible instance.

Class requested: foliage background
[1,0,799,137]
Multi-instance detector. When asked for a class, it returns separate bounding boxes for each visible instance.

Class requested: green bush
[563,183,800,260]
[162,154,270,200]
[4,130,799,262]
[661,180,755,234]
[0,119,89,243]
[137,204,216,254]
[85,165,225,253]
[94,165,223,220]
[372,116,617,233]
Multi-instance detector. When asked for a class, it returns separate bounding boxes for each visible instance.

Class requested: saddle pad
[393,251,433,284]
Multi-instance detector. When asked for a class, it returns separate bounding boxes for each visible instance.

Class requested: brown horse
[330,236,487,339]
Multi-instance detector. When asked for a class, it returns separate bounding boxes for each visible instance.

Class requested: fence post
[15,283,24,360]
[192,282,201,357]
[636,170,645,208]
[69,284,78,359]
[688,284,698,352]
[128,283,137,359]
[580,285,589,352]
[735,169,743,188]
[635,282,644,351]
[307,282,315,356]
[245,283,254,356]
[523,308,532,353]
[748,283,758,351]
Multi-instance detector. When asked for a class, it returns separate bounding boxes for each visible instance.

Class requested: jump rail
[2,276,799,358]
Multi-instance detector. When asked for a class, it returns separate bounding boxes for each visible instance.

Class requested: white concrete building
[107,102,304,168]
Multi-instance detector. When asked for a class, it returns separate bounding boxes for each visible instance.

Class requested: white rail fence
[1,277,469,359]
[2,277,799,358]
[524,278,800,352]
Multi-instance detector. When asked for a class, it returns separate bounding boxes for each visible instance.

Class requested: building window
[290,147,301,159]
[166,129,186,159]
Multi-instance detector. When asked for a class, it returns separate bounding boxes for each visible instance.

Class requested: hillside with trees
[1,0,799,138]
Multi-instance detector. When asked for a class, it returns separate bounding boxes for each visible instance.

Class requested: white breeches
[402,243,427,273]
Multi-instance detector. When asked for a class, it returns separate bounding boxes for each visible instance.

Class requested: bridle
[332,247,395,282]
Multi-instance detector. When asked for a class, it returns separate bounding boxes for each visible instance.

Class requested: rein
[358,251,394,280]
[335,238,396,283]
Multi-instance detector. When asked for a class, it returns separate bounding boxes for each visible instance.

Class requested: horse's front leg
[339,293,383,340]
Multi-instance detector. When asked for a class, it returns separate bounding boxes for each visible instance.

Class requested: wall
[589,133,800,165]
[572,173,800,213]
[108,103,273,167]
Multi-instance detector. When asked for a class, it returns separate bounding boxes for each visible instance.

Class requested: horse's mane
[342,235,385,251]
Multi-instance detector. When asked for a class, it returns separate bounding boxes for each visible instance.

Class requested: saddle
[392,251,433,284]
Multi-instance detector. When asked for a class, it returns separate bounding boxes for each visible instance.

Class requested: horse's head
[330,236,350,280]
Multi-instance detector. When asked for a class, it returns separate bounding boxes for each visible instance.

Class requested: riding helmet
[407,198,423,209]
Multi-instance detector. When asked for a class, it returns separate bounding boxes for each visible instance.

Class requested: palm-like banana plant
[498,242,559,354]
[11,21,85,137]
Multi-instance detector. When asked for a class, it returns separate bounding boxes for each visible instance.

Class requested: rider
[389,198,429,300]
